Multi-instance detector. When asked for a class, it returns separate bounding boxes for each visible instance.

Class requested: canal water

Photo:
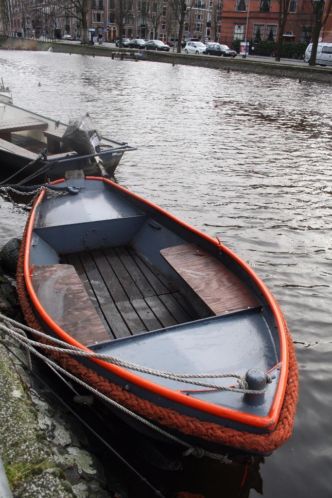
[0,51,332,497]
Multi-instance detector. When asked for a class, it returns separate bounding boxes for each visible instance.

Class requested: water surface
[0,51,331,497]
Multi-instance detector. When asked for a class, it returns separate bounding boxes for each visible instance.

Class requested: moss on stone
[4,459,59,488]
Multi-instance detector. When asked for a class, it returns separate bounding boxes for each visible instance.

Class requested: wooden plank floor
[64,246,198,341]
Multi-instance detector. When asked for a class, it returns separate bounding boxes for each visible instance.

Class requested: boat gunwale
[23,176,288,432]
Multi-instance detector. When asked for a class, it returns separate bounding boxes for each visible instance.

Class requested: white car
[184,41,206,55]
[304,42,332,66]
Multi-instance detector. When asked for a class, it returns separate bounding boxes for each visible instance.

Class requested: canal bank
[0,245,113,498]
[0,36,331,84]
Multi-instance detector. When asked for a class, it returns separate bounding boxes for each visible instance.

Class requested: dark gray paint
[93,310,278,417]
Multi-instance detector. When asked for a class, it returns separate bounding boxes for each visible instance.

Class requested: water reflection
[0,51,332,497]
[169,457,263,498]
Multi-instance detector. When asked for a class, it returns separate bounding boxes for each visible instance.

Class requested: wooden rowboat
[0,98,135,185]
[17,175,298,456]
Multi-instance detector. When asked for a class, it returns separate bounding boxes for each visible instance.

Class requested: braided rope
[16,219,298,455]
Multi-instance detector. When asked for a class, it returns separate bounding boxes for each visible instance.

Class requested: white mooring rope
[0,313,233,462]
[0,313,268,395]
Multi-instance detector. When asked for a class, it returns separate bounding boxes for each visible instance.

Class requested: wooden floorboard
[159,293,192,323]
[104,248,143,301]
[131,298,163,331]
[128,248,174,294]
[80,252,131,339]
[115,247,157,298]
[145,296,178,328]
[65,246,198,341]
[171,291,197,319]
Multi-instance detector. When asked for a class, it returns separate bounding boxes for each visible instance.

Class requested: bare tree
[147,0,164,39]
[169,0,187,53]
[211,0,222,42]
[0,0,12,35]
[58,0,91,43]
[275,0,291,61]
[113,0,133,43]
[309,0,332,65]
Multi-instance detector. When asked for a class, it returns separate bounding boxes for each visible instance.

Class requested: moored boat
[16,175,298,456]
[0,98,135,185]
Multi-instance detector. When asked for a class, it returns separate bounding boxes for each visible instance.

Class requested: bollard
[244,368,269,406]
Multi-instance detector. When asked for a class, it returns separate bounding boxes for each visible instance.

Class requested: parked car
[128,38,146,49]
[184,41,206,55]
[115,38,131,47]
[304,42,332,65]
[63,34,74,40]
[145,40,170,52]
[205,42,237,57]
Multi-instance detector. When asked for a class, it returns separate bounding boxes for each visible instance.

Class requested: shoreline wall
[1,36,332,84]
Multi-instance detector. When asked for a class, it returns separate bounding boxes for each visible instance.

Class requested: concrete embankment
[0,243,112,498]
[1,36,331,84]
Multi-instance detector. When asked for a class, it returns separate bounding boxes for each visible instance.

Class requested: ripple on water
[0,51,332,498]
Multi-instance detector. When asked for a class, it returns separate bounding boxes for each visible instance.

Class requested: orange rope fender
[16,220,298,456]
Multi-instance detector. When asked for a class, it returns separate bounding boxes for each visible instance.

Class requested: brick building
[220,0,314,47]
[2,0,331,45]
[322,5,332,41]
[88,0,221,44]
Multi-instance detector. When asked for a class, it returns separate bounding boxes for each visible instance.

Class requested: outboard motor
[62,114,107,176]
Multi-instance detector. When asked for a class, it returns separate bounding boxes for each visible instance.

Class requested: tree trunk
[176,0,186,53]
[309,20,322,65]
[309,0,325,66]
[275,21,285,61]
[275,0,290,61]
[81,0,90,44]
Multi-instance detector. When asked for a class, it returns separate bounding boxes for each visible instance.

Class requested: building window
[253,24,264,41]
[260,0,270,12]
[254,24,265,41]
[93,12,102,23]
[236,0,247,11]
[266,25,277,41]
[141,2,147,15]
[233,24,244,40]
[99,0,103,9]
[195,22,202,31]
[289,0,297,12]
